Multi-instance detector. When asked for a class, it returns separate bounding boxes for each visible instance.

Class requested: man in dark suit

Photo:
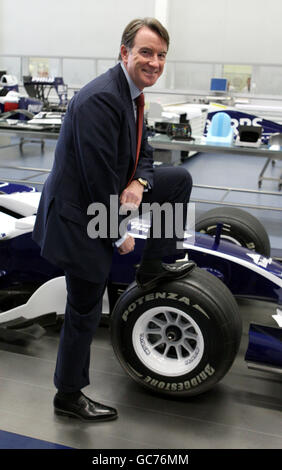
[33,17,193,422]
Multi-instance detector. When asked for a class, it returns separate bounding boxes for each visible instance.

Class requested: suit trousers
[54,273,107,392]
[54,166,192,393]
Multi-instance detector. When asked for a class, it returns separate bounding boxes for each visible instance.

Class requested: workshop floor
[0,138,281,449]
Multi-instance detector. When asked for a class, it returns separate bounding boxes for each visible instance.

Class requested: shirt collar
[120,62,142,101]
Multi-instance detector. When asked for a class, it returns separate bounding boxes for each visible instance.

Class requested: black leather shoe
[54,392,118,422]
[136,260,196,289]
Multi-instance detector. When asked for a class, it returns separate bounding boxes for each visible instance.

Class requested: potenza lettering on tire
[121,292,208,322]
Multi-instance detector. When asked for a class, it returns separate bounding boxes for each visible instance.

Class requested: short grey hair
[118,17,169,60]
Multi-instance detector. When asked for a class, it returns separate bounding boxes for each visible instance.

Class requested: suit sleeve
[72,92,122,203]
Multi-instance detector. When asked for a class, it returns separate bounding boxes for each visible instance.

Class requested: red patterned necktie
[127,92,145,186]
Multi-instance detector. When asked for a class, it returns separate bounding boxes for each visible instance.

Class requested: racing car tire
[110,267,242,397]
[195,207,271,257]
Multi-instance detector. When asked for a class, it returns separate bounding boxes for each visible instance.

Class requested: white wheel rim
[220,234,242,246]
[132,306,205,377]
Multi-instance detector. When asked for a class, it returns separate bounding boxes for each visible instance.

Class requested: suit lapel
[113,64,136,163]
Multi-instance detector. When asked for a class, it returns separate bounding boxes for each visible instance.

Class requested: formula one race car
[0,182,281,397]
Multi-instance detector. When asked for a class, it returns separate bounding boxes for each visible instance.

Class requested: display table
[148,134,282,160]
[0,124,60,142]
[149,134,282,212]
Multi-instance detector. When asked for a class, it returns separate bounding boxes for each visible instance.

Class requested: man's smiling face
[121,26,167,90]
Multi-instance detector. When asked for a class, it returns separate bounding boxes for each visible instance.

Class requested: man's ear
[120,45,129,64]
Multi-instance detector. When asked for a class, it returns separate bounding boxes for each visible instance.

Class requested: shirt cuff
[115,231,129,247]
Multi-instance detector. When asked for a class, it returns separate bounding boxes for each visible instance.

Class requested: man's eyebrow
[139,46,167,53]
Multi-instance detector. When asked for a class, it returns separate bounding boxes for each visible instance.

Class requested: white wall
[0,1,3,56]
[167,0,282,65]
[0,0,156,57]
[2,0,281,64]
[1,0,282,62]
[1,0,282,93]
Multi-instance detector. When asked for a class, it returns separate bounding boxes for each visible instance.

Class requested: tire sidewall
[197,218,257,251]
[195,208,271,257]
[111,280,238,396]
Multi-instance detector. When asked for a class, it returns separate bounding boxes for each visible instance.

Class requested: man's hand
[118,181,143,254]
[117,235,135,255]
[120,180,144,213]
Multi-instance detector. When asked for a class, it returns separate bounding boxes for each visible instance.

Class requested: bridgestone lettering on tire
[195,207,270,257]
[111,267,242,397]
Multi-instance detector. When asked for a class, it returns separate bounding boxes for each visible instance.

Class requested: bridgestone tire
[195,207,271,257]
[110,267,242,397]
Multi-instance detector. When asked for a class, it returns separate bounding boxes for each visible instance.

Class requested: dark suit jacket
[32,63,154,282]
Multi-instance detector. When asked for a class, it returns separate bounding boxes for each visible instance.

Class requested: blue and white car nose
[0,192,41,239]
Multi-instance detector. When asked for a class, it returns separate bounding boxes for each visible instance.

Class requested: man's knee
[173,167,193,200]
[179,167,192,188]
[168,166,192,186]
